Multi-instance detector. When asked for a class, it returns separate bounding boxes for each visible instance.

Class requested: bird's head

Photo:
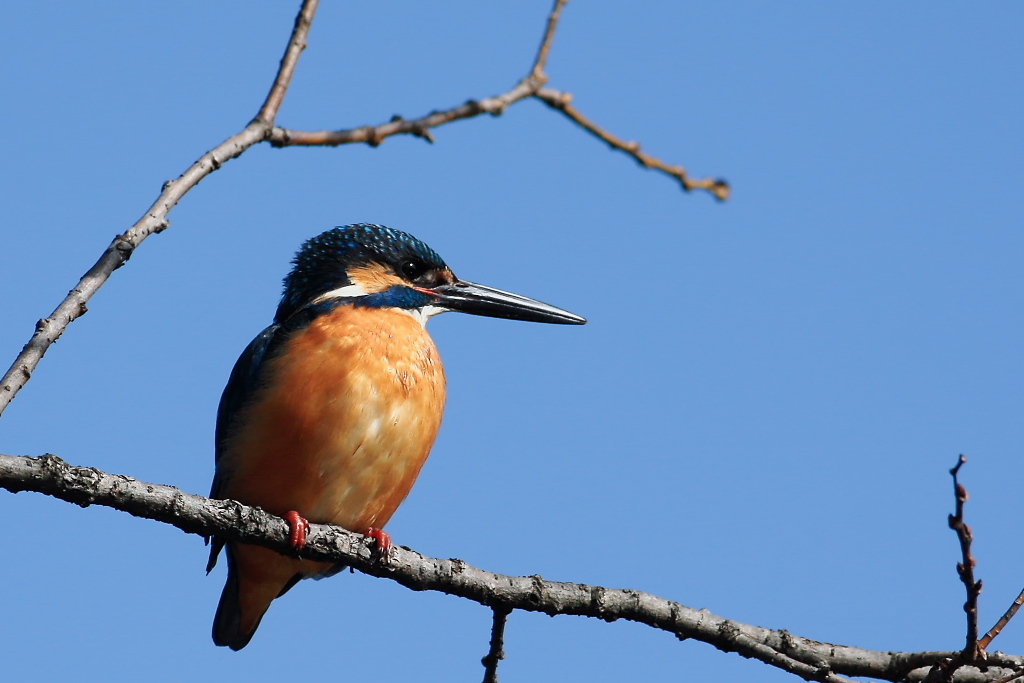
[276,224,586,326]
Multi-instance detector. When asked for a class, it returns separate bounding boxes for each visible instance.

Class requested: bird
[206,223,585,650]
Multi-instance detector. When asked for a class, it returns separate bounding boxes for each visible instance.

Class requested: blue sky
[2,2,1023,681]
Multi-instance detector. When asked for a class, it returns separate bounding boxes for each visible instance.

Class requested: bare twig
[265,0,558,149]
[269,0,728,201]
[980,587,1024,652]
[255,0,320,124]
[950,455,983,658]
[267,0,569,150]
[481,607,512,683]
[268,89,540,148]
[534,87,731,200]
[530,0,569,80]
[0,0,727,421]
[0,0,321,420]
[925,456,986,683]
[1,452,1021,683]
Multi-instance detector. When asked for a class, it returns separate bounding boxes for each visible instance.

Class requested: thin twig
[268,0,727,201]
[255,0,320,125]
[0,0,320,420]
[980,587,1024,652]
[950,455,982,658]
[266,0,559,149]
[268,0,570,148]
[530,0,569,80]
[535,87,730,200]
[268,88,539,148]
[926,456,986,683]
[481,607,512,683]
[2,452,1021,683]
[0,0,729,421]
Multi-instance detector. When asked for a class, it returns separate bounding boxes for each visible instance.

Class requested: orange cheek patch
[347,262,405,294]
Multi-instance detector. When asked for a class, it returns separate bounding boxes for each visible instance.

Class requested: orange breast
[218,305,447,534]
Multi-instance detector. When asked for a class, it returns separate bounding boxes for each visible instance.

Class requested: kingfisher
[206,223,585,650]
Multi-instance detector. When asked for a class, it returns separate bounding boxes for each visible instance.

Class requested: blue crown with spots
[276,224,447,322]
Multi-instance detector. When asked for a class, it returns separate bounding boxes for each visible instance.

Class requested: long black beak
[428,280,586,325]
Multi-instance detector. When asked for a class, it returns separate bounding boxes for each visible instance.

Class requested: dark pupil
[400,259,426,281]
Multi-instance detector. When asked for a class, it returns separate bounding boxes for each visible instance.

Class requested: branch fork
[266,0,728,200]
[925,457,1024,683]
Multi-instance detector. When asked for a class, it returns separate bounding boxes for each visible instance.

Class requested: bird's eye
[399,259,428,281]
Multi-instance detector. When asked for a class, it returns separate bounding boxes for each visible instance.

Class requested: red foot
[284,510,310,551]
[365,528,393,561]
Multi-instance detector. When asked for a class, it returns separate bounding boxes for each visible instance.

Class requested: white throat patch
[313,283,449,327]
[402,304,450,326]
[311,283,369,304]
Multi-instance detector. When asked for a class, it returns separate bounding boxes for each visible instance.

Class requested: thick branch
[1,453,1019,683]
[0,0,320,419]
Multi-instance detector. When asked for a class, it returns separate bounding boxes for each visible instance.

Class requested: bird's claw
[284,510,310,552]
[365,528,393,563]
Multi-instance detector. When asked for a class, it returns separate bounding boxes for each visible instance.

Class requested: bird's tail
[212,560,256,651]
[212,545,302,651]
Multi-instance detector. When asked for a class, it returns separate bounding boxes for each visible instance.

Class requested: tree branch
[949,455,982,659]
[267,0,728,201]
[530,0,568,81]
[1,452,1019,683]
[265,0,571,149]
[0,0,320,420]
[534,87,731,200]
[267,90,540,148]
[924,457,1024,683]
[0,0,725,424]
[481,607,512,683]
[980,588,1024,653]
[255,0,320,125]
[989,671,1024,683]
[0,0,725,422]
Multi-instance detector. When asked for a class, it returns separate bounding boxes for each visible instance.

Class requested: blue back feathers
[276,224,447,323]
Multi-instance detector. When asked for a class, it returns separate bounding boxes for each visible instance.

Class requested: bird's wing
[213,324,283,485]
[206,304,333,572]
[206,322,286,572]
